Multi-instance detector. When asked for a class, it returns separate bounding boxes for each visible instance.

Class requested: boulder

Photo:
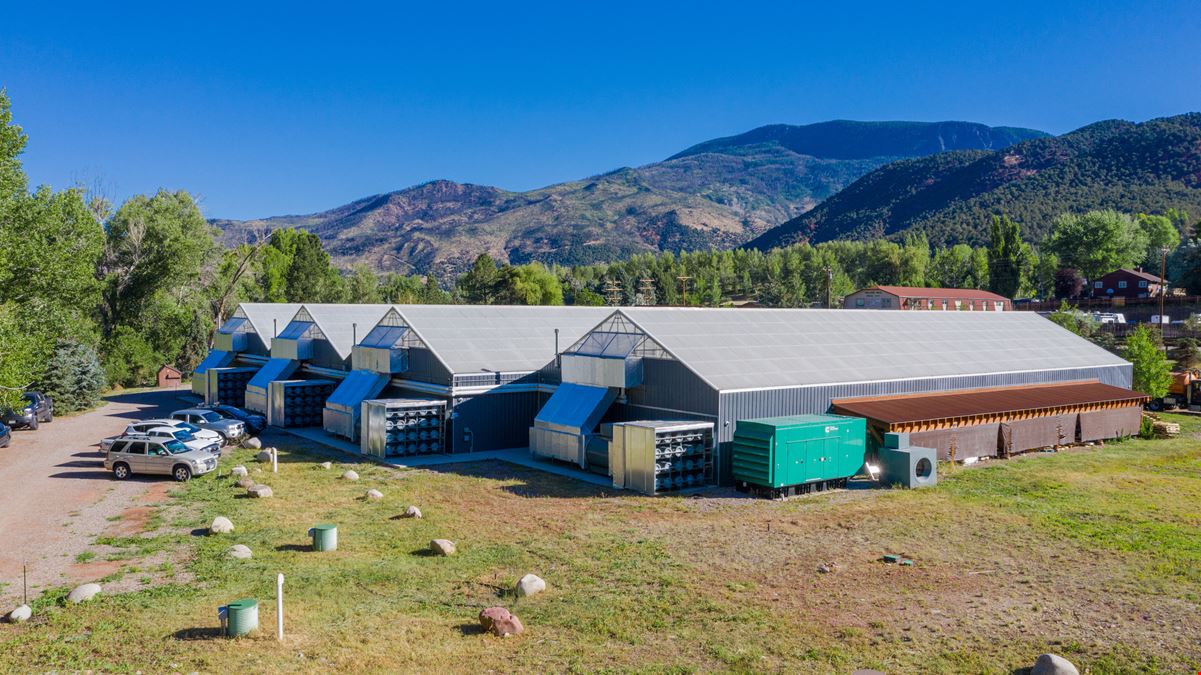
[5,605,31,623]
[256,450,274,463]
[247,484,274,498]
[231,466,248,477]
[515,574,546,597]
[365,489,384,501]
[210,516,235,534]
[430,539,456,556]
[319,461,332,470]
[342,470,359,481]
[478,607,524,637]
[66,583,102,604]
[403,505,423,519]
[243,437,262,450]
[228,544,253,560]
[236,477,256,489]
[1032,654,1079,675]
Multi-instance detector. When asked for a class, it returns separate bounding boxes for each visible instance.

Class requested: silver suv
[104,436,218,481]
[171,409,246,443]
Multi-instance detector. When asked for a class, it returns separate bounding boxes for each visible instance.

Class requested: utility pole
[676,275,693,307]
[1160,247,1169,333]
[824,266,834,309]
[602,278,623,306]
[637,278,656,306]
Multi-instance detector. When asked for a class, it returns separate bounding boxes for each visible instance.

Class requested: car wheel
[45,413,53,423]
[28,417,38,431]
[173,465,192,482]
[113,463,131,480]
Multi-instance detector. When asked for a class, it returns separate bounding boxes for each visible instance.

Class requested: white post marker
[272,448,278,473]
[276,572,284,641]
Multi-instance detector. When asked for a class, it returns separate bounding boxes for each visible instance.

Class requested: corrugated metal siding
[628,358,719,415]
[717,364,1131,445]
[448,390,545,453]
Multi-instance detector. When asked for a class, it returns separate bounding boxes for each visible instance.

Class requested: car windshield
[164,439,190,454]
[172,430,194,441]
[177,422,201,433]
[200,412,222,422]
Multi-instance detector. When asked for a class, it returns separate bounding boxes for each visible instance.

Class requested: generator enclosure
[732,414,866,496]
[266,379,336,428]
[204,367,258,407]
[361,398,447,459]
[609,421,715,496]
[878,432,937,488]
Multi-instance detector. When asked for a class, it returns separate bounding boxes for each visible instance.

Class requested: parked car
[0,422,10,448]
[101,426,219,455]
[124,419,224,447]
[104,436,218,481]
[171,408,246,442]
[199,403,266,435]
[1,391,54,430]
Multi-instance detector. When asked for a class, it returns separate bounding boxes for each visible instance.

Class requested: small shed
[157,365,183,389]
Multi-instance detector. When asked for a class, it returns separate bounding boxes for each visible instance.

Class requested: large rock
[247,484,274,498]
[403,505,423,519]
[319,461,332,470]
[1032,654,1079,675]
[478,607,524,637]
[210,516,234,534]
[230,466,248,477]
[342,470,359,481]
[243,437,262,450]
[5,605,31,623]
[66,583,102,604]
[256,449,274,463]
[430,539,456,556]
[516,574,546,598]
[236,477,255,489]
[365,489,384,501]
[228,544,253,560]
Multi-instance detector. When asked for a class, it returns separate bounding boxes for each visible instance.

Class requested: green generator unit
[732,414,866,498]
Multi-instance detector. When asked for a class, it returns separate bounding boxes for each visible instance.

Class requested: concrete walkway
[284,426,613,487]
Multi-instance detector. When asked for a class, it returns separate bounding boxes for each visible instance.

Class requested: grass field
[2,416,1200,673]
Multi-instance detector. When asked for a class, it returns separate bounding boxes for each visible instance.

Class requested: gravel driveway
[0,389,194,606]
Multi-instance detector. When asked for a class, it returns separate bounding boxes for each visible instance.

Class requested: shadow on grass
[456,623,484,636]
[274,543,312,552]
[409,548,438,557]
[172,626,224,641]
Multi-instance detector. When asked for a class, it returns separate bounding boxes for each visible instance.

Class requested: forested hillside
[749,114,1201,250]
[215,121,1043,276]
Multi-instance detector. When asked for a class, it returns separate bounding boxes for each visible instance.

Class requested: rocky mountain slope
[748,114,1201,250]
[214,121,1046,275]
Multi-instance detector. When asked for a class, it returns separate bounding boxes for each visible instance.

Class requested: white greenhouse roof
[237,303,303,349]
[614,307,1131,392]
[299,304,394,359]
[394,305,611,374]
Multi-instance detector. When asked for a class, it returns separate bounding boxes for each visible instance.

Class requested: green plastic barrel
[311,524,338,551]
[225,598,258,637]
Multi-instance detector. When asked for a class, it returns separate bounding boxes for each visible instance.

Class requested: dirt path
[0,389,192,605]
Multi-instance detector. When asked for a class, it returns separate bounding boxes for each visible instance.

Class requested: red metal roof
[831,381,1147,426]
[869,285,1010,301]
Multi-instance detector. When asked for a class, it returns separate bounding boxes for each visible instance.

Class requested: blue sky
[2,1,1198,219]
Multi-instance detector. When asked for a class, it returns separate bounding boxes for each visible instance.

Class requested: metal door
[125,441,149,473]
[780,439,813,486]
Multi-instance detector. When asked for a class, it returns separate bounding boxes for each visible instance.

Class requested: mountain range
[214,121,1046,275]
[748,114,1201,250]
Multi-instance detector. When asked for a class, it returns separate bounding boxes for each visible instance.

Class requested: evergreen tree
[39,340,106,412]
[987,215,1026,298]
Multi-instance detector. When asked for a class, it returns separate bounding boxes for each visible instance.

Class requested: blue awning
[194,350,234,375]
[534,383,617,435]
[326,370,389,411]
[246,358,299,392]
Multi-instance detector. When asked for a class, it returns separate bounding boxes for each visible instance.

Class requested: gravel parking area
[0,389,195,605]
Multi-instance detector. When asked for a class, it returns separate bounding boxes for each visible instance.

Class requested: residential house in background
[1090,269,1166,299]
[843,286,1012,311]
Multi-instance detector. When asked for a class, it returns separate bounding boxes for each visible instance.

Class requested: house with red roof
[843,285,1012,311]
[1090,268,1165,299]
